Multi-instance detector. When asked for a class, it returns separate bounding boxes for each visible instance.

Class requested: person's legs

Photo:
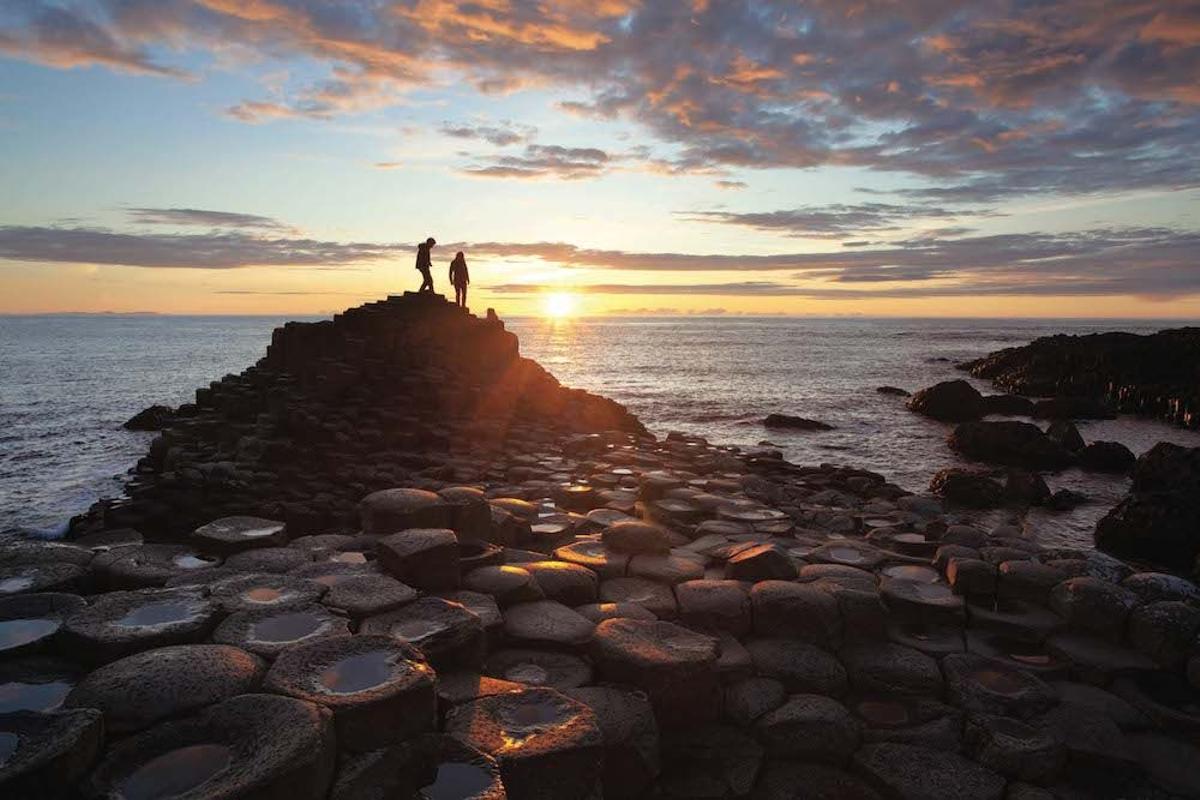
[419,268,433,292]
[453,285,462,305]
[460,284,468,308]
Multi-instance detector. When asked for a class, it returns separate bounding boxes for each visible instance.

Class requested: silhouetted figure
[416,237,436,292]
[449,251,470,308]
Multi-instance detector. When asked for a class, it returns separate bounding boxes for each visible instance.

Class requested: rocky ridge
[2,294,1200,799]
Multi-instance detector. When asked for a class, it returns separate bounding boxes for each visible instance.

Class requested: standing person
[415,237,436,292]
[448,251,470,308]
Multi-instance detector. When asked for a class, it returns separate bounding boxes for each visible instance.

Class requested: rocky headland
[3,295,1200,799]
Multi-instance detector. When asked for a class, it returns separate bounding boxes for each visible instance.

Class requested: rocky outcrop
[961,328,1200,428]
[948,421,1074,471]
[1096,443,1200,571]
[122,405,175,431]
[907,380,984,422]
[763,414,834,431]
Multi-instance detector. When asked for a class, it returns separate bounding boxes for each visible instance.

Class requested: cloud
[373,161,402,170]
[461,144,612,180]
[126,207,290,230]
[714,180,747,190]
[681,203,991,239]
[440,121,537,146]
[5,2,1197,199]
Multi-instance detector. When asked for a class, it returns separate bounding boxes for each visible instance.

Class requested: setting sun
[542,292,577,318]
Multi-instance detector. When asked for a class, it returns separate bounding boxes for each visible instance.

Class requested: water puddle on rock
[419,761,494,800]
[0,618,60,649]
[116,601,200,628]
[118,743,233,800]
[498,697,568,744]
[318,651,396,694]
[173,554,219,570]
[882,565,940,583]
[251,612,329,644]
[504,663,549,685]
[828,546,866,563]
[0,680,72,713]
[391,619,448,643]
[0,576,36,594]
[330,551,368,565]
[243,587,285,604]
[0,731,19,768]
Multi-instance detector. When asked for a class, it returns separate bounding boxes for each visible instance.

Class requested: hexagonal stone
[331,734,504,800]
[520,561,599,605]
[724,676,786,727]
[1111,671,1200,732]
[0,708,103,797]
[572,602,658,623]
[964,631,1065,677]
[209,573,327,614]
[93,544,221,589]
[1127,601,1200,669]
[1045,632,1154,681]
[64,644,266,732]
[360,488,451,535]
[224,546,311,574]
[1121,572,1200,606]
[377,528,460,590]
[840,642,942,697]
[192,516,287,554]
[946,558,996,596]
[553,540,630,579]
[810,542,885,570]
[445,687,603,800]
[0,592,85,657]
[61,588,219,664]
[997,560,1066,604]
[755,694,859,762]
[485,648,592,690]
[563,686,659,800]
[264,634,435,752]
[213,603,349,660]
[591,618,720,727]
[676,579,751,635]
[943,654,1058,719]
[1048,577,1139,641]
[880,577,965,625]
[360,596,485,670]
[0,656,81,714]
[318,573,417,619]
[84,693,336,800]
[628,552,705,584]
[600,576,677,618]
[438,590,503,637]
[438,485,494,541]
[963,714,1064,783]
[853,743,1005,800]
[887,622,965,657]
[751,580,841,645]
[746,638,848,696]
[659,723,762,797]
[754,761,882,800]
[725,543,798,581]
[0,561,87,595]
[852,695,963,752]
[463,565,543,607]
[602,520,672,554]
[503,600,594,647]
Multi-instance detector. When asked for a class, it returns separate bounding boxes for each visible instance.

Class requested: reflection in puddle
[0,576,36,594]
[118,743,233,800]
[243,587,285,604]
[0,680,72,713]
[330,551,368,564]
[173,554,218,570]
[251,612,329,644]
[419,762,494,800]
[498,697,567,735]
[0,618,60,649]
[319,651,397,694]
[116,601,200,628]
[882,565,940,583]
[828,547,865,563]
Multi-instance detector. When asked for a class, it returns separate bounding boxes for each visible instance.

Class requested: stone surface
[755,694,859,762]
[61,587,220,664]
[377,528,460,590]
[853,742,1006,800]
[360,596,485,670]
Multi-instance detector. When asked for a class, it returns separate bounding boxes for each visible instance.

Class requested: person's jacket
[415,243,431,270]
[449,260,469,285]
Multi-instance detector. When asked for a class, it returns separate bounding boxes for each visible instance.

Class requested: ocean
[3,312,1198,548]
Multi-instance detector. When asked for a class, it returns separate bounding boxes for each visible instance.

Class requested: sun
[542,292,577,319]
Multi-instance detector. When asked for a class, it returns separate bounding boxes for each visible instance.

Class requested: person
[448,251,470,308]
[415,237,436,292]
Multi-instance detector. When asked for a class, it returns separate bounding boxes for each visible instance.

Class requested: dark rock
[191,516,287,554]
[942,653,1058,718]
[519,561,598,606]
[563,686,659,799]
[751,580,841,645]
[981,394,1035,416]
[123,404,174,430]
[359,488,452,536]
[0,592,85,657]
[948,421,1073,470]
[754,761,882,800]
[877,386,911,397]
[1046,420,1086,452]
[929,468,1005,508]
[602,519,672,554]
[724,676,786,726]
[61,587,219,664]
[485,648,592,690]
[1031,396,1116,420]
[1048,577,1138,641]
[907,380,985,422]
[0,708,103,796]
[746,638,848,696]
[763,414,835,431]
[1005,469,1051,506]
[1078,441,1136,473]
[1127,601,1200,669]
[321,574,417,618]
[676,579,752,635]
[852,742,1005,800]
[502,600,594,647]
[840,642,942,697]
[659,724,761,797]
[725,543,798,582]
[963,714,1064,783]
[755,694,859,762]
[209,572,327,614]
[360,596,485,671]
[377,528,459,590]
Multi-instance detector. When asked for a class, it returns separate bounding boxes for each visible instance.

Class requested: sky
[0,1,1198,317]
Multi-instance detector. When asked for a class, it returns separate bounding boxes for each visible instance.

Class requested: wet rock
[359,488,452,535]
[438,485,494,542]
[485,648,592,690]
[943,653,1058,719]
[929,468,1005,508]
[361,596,485,670]
[288,560,378,588]
[503,600,594,647]
[746,638,848,696]
[84,693,336,800]
[224,546,311,574]
[209,573,327,614]
[264,634,435,751]
[997,560,1065,604]
[1121,571,1200,605]
[880,577,964,625]
[840,642,942,697]
[463,565,544,607]
[887,622,964,657]
[809,542,885,571]
[963,714,1064,783]
[751,580,841,645]
[0,656,80,714]
[213,603,349,660]
[1048,577,1138,641]
[853,742,1005,800]
[600,576,677,618]
[65,644,266,732]
[377,528,460,590]
[564,686,659,800]
[947,558,997,597]
[724,676,786,726]
[763,414,834,431]
[753,761,882,800]
[458,540,504,572]
[852,695,962,751]
[877,386,910,397]
[1078,441,1136,473]
[331,734,504,800]
[1127,601,1200,668]
[949,421,1073,470]
[755,694,859,762]
[0,708,103,797]
[93,544,221,589]
[601,520,671,555]
[61,587,219,664]
[192,516,287,554]
[907,380,985,422]
[591,617,720,727]
[0,561,87,596]
[968,598,1064,640]
[321,574,417,618]
[1004,469,1051,507]
[573,601,657,623]
[1095,442,1200,571]
[553,540,629,579]
[628,552,705,584]
[676,579,751,635]
[659,723,762,797]
[519,561,598,606]
[981,394,1035,416]
[1046,421,1085,452]
[445,687,603,800]
[123,404,174,430]
[965,631,1065,678]
[725,543,797,581]
[0,592,85,657]
[1044,632,1154,682]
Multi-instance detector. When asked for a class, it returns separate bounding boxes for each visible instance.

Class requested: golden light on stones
[542,292,577,319]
